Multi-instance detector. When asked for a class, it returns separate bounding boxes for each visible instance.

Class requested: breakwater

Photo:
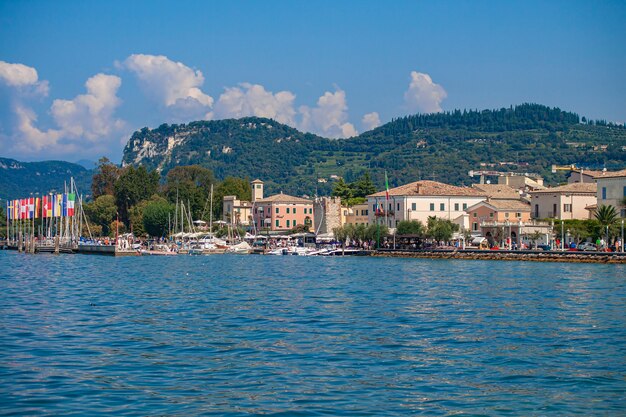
[374,248,626,264]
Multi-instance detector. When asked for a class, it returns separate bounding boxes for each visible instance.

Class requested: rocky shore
[374,249,626,264]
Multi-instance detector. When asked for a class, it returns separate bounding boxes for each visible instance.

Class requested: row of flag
[6,194,76,220]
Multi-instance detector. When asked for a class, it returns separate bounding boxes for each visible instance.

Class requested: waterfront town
[3,164,626,260]
[223,167,626,253]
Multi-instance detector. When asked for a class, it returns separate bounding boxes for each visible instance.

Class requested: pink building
[251,180,314,232]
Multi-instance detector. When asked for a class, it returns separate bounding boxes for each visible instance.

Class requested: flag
[13,200,19,220]
[6,200,12,220]
[20,199,28,219]
[62,193,68,217]
[45,195,53,218]
[54,194,62,217]
[35,197,41,219]
[67,193,76,217]
[385,171,390,201]
[28,197,35,219]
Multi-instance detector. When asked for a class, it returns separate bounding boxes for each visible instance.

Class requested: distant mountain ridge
[2,104,625,202]
[0,158,92,202]
[122,104,626,195]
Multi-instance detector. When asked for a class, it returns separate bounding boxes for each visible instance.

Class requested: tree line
[84,157,251,238]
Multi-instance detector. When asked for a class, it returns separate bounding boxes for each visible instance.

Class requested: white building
[595,169,626,217]
[366,180,486,230]
[529,183,597,220]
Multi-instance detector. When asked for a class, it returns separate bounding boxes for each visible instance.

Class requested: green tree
[331,178,353,200]
[142,197,175,237]
[289,224,310,234]
[427,217,459,243]
[91,157,120,199]
[84,194,117,236]
[594,205,618,242]
[353,172,376,198]
[164,165,215,220]
[212,177,252,220]
[114,166,159,225]
[396,220,425,236]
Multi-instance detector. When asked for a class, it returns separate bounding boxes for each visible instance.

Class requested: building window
[388,203,392,211]
[286,220,290,227]
[275,219,280,227]
[473,222,478,231]
[365,210,368,215]
[440,203,445,211]
[411,203,416,211]
[463,203,467,210]
[256,184,262,189]
[397,203,400,211]
[564,204,572,213]
[373,204,376,212]
[276,207,279,214]
[454,203,459,211]
[602,187,607,199]
[516,212,522,218]
[286,207,290,214]
[430,203,435,211]
[535,204,539,217]
[489,212,494,218]
[293,208,297,214]
[553,204,557,217]
[473,212,477,218]
[624,186,626,197]
[505,212,510,218]
[396,219,399,226]
[621,209,626,218]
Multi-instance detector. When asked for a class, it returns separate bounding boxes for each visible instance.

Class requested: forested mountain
[122,104,626,196]
[0,158,93,201]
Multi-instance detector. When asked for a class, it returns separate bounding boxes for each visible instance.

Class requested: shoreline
[373,248,626,264]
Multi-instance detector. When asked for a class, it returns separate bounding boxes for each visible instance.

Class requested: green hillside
[0,158,92,202]
[122,104,626,196]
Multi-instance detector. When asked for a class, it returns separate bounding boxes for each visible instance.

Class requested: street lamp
[622,219,624,252]
[561,220,564,251]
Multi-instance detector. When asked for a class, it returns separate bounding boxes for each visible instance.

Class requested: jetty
[374,248,626,264]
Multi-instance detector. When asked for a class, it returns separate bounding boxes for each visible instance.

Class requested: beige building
[367,180,486,230]
[223,196,253,226]
[344,203,369,226]
[595,169,626,218]
[465,198,532,233]
[529,183,597,220]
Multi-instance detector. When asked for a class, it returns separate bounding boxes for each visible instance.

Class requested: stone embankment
[374,249,626,264]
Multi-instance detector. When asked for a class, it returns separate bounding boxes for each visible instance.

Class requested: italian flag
[67,193,76,217]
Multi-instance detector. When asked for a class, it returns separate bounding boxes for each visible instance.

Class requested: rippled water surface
[1,251,625,416]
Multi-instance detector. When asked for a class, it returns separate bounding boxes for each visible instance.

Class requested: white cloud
[361,112,381,131]
[122,54,213,110]
[404,71,447,113]
[3,72,124,158]
[0,60,49,96]
[13,105,61,152]
[50,73,124,141]
[299,89,357,138]
[212,83,297,125]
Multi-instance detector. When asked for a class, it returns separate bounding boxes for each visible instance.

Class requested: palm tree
[594,205,618,246]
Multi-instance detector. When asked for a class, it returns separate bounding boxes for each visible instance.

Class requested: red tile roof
[368,180,486,198]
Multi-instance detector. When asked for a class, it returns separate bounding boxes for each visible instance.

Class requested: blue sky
[1,0,625,162]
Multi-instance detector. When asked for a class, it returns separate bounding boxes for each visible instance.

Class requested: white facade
[367,195,484,230]
[596,175,626,217]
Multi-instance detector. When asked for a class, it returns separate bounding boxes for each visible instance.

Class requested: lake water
[1,251,625,416]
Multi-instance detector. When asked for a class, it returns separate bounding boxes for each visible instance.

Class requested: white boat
[226,241,252,254]
[141,244,177,256]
